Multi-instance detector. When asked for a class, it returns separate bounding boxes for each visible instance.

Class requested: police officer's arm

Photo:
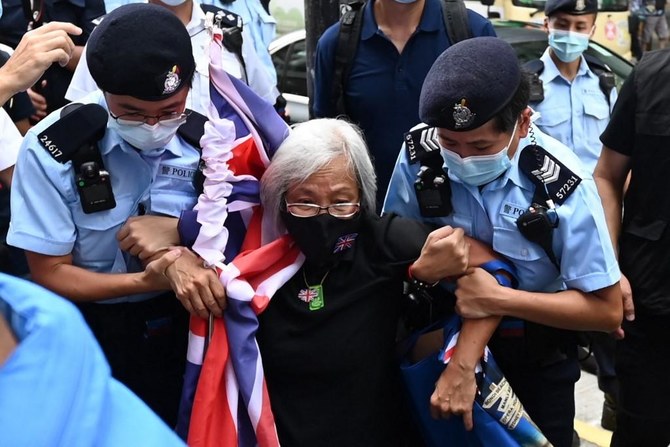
[115,215,227,318]
[26,249,182,302]
[0,23,82,107]
[117,215,181,263]
[455,271,622,332]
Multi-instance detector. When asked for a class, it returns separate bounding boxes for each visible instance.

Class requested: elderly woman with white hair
[254,118,469,446]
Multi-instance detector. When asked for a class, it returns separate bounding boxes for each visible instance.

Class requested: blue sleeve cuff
[479,259,519,289]
[178,210,201,249]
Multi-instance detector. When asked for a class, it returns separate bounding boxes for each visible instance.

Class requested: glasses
[285,201,360,218]
[109,110,191,127]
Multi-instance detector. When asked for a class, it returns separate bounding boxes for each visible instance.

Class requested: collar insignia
[453,99,476,129]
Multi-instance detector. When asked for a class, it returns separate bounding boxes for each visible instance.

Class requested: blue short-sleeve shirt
[313,0,496,208]
[530,50,617,173]
[383,124,620,293]
[8,91,200,302]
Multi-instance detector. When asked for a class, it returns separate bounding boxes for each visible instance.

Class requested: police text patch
[500,201,526,219]
[159,164,196,180]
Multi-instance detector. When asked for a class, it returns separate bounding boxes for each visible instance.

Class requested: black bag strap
[177,110,209,194]
[583,53,616,107]
[524,56,616,107]
[441,0,472,45]
[333,1,365,117]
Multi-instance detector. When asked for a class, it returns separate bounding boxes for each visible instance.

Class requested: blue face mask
[441,122,517,186]
[548,29,591,63]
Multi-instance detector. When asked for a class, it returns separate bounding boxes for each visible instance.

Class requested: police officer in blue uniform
[530,0,617,173]
[7,3,223,426]
[383,37,622,447]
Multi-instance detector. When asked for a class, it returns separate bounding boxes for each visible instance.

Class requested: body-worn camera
[76,161,116,214]
[414,166,452,217]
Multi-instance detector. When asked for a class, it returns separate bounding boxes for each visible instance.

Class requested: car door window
[272,45,290,91]
[284,39,307,97]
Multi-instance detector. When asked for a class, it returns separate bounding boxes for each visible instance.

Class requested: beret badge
[163,65,182,95]
[453,98,476,129]
[575,0,586,11]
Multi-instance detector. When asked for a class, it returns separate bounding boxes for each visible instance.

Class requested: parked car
[269,21,633,123]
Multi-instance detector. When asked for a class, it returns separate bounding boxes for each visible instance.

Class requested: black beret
[419,37,521,131]
[87,3,195,101]
[545,0,598,16]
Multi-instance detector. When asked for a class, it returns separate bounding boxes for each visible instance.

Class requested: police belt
[492,318,577,368]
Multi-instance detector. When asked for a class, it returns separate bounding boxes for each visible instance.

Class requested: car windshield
[512,0,629,12]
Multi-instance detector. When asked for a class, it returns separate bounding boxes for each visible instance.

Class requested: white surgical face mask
[108,116,186,151]
[441,122,518,186]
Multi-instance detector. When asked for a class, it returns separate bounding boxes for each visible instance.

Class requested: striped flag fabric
[175,17,296,446]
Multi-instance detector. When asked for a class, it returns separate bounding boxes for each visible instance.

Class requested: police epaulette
[176,110,207,195]
[518,144,582,206]
[405,124,441,165]
[177,110,207,150]
[201,4,243,29]
[523,59,544,75]
[91,13,106,27]
[36,103,108,164]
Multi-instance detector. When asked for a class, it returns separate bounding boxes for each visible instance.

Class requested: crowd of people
[0,0,668,446]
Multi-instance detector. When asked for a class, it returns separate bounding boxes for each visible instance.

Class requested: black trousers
[78,293,189,427]
[611,314,670,447]
[490,329,580,447]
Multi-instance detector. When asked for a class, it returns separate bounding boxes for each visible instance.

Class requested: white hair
[261,118,377,230]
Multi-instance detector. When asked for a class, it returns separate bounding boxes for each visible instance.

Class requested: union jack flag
[174,19,300,447]
[333,233,358,253]
[297,287,318,303]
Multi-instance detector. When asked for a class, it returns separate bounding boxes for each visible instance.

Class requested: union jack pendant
[298,285,325,311]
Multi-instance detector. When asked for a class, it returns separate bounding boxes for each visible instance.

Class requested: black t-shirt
[257,214,432,447]
[600,61,670,315]
[600,70,636,157]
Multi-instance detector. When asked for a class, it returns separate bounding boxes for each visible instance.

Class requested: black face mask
[281,211,362,268]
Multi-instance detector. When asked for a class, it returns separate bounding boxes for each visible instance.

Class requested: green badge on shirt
[298,285,325,311]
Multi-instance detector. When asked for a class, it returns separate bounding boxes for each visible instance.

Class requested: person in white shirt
[65,0,279,115]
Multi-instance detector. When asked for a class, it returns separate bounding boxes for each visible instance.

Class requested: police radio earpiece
[58,103,116,214]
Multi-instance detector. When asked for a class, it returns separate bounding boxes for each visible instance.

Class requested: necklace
[297,268,330,311]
